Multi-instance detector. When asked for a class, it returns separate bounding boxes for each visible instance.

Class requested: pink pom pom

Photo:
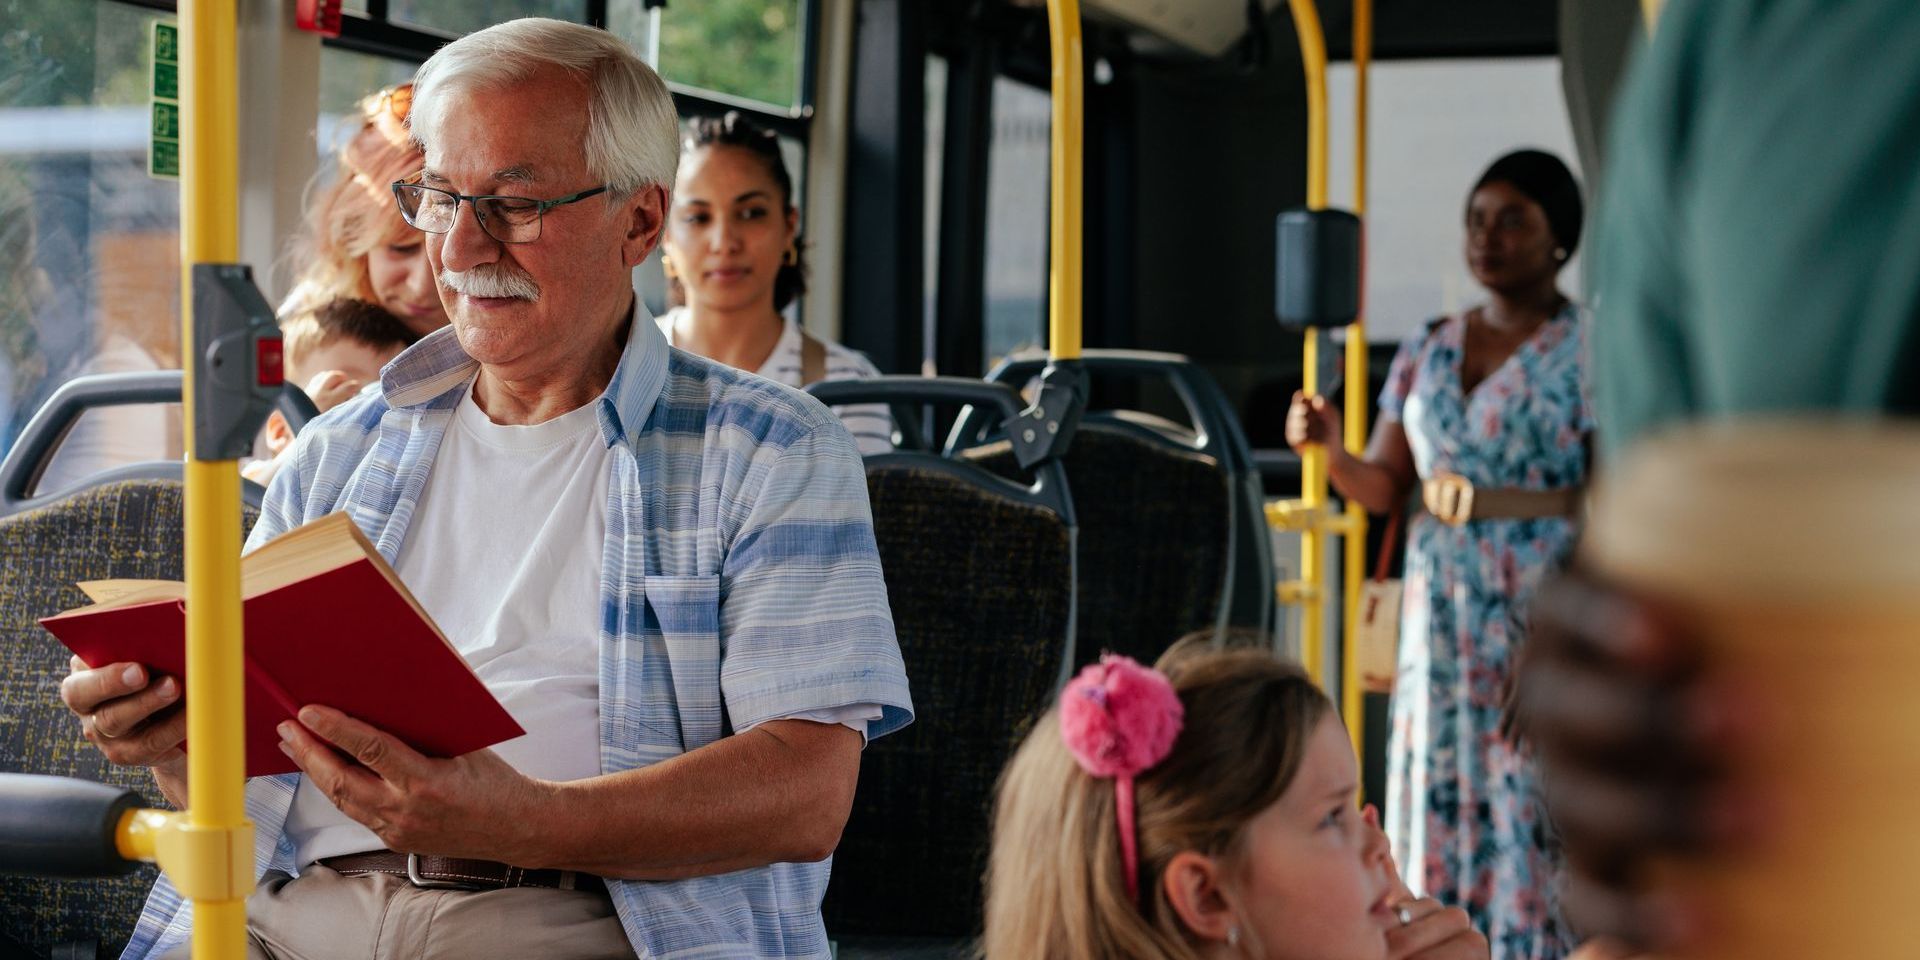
[1060,654,1185,779]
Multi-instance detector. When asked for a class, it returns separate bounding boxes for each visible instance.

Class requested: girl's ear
[1162,850,1238,944]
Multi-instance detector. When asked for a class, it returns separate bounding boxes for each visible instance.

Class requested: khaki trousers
[158,864,637,960]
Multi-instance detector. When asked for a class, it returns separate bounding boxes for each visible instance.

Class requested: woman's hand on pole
[1286,390,1344,452]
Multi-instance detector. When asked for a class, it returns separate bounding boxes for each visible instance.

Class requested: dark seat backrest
[966,423,1229,669]
[822,463,1073,939]
[810,377,1076,940]
[953,351,1275,665]
[0,480,256,958]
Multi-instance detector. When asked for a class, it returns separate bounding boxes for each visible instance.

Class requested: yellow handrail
[1283,0,1330,686]
[1046,0,1084,361]
[1641,0,1665,35]
[1340,0,1372,759]
[1287,0,1330,211]
[180,2,253,956]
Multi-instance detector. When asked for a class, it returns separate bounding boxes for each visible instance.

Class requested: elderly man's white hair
[409,18,678,196]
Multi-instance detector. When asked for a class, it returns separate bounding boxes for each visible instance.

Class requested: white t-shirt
[285,378,877,867]
[656,309,894,455]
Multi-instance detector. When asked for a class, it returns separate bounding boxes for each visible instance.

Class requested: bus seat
[952,351,1276,666]
[964,422,1230,669]
[0,479,257,959]
[0,372,317,519]
[808,377,1077,948]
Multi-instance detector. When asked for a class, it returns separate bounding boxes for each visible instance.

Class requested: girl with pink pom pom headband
[1059,654,1186,903]
[988,639,1438,960]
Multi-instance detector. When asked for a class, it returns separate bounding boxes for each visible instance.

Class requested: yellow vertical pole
[1300,332,1323,684]
[1289,0,1329,211]
[1340,0,1372,758]
[1285,0,1330,686]
[180,2,251,957]
[1046,0,1084,362]
[1640,0,1665,35]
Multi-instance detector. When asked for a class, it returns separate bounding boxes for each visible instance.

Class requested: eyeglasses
[391,180,609,245]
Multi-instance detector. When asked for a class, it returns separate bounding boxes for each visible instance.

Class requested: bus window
[388,1,587,41]
[609,0,806,110]
[0,0,184,465]
[921,53,946,377]
[318,46,419,163]
[983,74,1049,370]
[1326,57,1583,343]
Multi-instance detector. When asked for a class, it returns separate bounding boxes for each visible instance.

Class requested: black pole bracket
[190,264,284,462]
[1275,208,1363,330]
[1007,361,1086,470]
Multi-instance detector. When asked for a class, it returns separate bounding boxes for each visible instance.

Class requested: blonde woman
[284,83,446,336]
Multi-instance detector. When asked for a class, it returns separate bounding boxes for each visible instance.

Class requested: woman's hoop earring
[783,245,800,268]
[661,253,678,279]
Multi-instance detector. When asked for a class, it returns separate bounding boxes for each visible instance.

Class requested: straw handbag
[1356,510,1404,692]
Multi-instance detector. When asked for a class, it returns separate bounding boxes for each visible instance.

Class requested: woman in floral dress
[1286,150,1591,960]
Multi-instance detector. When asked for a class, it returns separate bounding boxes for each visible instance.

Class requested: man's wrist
[509,776,569,867]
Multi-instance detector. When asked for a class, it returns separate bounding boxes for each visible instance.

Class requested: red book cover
[40,520,524,778]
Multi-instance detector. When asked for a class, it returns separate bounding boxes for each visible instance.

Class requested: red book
[41,512,524,778]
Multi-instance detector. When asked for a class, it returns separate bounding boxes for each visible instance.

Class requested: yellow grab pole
[1299,331,1324,684]
[1287,0,1329,211]
[1641,0,1665,35]
[1284,0,1330,686]
[181,2,253,957]
[1340,0,1372,758]
[1046,0,1085,361]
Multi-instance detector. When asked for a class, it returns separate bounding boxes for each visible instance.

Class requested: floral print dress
[1380,304,1590,960]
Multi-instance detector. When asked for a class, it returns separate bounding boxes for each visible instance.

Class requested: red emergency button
[257,337,285,388]
[296,0,343,38]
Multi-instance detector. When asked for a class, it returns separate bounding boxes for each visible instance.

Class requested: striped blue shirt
[123,307,913,960]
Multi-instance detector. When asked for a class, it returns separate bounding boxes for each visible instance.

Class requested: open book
[41,512,524,778]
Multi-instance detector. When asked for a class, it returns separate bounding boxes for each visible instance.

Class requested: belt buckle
[1425,473,1476,527]
[406,852,481,891]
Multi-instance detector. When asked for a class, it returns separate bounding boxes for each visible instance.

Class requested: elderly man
[57,18,911,960]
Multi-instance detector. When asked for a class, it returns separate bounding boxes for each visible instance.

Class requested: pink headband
[1059,654,1185,904]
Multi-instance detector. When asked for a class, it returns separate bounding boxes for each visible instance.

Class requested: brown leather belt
[318,851,606,894]
[1421,472,1582,526]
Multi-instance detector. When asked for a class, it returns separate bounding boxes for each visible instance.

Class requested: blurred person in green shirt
[1519,0,1920,950]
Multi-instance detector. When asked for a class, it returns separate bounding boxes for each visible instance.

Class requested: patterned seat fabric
[969,424,1230,669]
[0,480,256,958]
[822,466,1072,940]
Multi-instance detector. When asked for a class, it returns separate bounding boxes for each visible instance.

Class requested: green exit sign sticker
[149,21,180,180]
[151,101,179,140]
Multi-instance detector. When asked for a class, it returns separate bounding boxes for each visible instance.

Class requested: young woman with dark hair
[657,111,892,453]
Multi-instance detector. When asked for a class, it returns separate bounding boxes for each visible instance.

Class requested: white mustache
[440,263,541,302]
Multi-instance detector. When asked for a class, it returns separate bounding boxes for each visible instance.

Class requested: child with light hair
[243,298,416,487]
[985,637,1489,960]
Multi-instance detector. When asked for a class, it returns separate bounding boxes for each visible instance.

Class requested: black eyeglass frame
[390,180,611,244]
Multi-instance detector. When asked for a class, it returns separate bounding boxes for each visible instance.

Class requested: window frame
[119,0,818,140]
